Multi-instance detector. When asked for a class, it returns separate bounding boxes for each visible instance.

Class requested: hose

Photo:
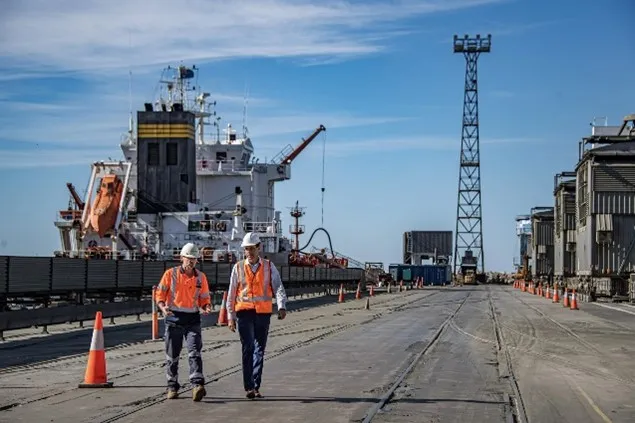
[297,227,335,258]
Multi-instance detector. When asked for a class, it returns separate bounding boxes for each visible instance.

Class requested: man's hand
[277,309,286,320]
[158,303,172,316]
[201,305,212,315]
[228,320,236,332]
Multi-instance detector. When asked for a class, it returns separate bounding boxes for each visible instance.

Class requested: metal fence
[0,256,365,297]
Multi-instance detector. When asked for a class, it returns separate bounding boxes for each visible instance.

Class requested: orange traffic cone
[338,283,345,303]
[370,285,375,296]
[546,286,551,299]
[563,288,569,308]
[570,289,579,310]
[552,285,560,303]
[355,282,362,300]
[216,291,228,326]
[79,311,113,388]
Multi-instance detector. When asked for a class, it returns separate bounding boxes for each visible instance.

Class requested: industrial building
[529,207,554,282]
[553,172,577,282]
[402,230,452,265]
[515,114,635,302]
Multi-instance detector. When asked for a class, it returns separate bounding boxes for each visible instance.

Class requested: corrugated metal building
[402,231,452,264]
[553,172,577,278]
[530,207,554,278]
[575,140,635,278]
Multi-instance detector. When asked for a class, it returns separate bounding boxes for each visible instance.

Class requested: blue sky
[0,0,633,272]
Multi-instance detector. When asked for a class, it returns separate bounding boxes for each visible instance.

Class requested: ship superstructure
[54,64,326,264]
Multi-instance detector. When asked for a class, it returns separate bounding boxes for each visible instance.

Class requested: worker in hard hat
[155,243,212,402]
[226,232,288,399]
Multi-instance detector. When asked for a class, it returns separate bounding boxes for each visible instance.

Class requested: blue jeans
[236,310,272,391]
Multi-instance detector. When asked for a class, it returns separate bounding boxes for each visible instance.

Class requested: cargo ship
[52,64,347,270]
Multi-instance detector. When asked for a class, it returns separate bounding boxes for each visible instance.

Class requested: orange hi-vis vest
[235,259,273,314]
[156,266,211,313]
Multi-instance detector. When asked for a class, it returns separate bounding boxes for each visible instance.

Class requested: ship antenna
[242,82,249,138]
[127,30,134,136]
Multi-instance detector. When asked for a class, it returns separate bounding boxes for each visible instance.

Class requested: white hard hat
[180,243,200,259]
[241,232,261,248]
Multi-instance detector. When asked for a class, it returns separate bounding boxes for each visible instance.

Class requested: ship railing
[53,249,148,260]
[196,159,250,173]
[243,221,278,234]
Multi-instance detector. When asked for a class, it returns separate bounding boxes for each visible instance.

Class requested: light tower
[452,34,491,278]
[288,201,306,251]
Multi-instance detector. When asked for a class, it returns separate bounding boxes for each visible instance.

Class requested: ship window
[147,143,160,166]
[216,152,227,161]
[166,142,178,166]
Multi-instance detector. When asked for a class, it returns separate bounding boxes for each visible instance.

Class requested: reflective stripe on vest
[235,259,273,313]
[169,266,203,313]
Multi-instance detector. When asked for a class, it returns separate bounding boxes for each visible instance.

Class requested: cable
[320,130,326,227]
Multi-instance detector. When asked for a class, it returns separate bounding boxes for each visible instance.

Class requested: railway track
[359,290,473,422]
[446,289,635,403]
[500,287,635,386]
[0,289,440,417]
[94,290,440,423]
[487,286,529,423]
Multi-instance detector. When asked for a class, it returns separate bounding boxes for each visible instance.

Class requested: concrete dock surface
[0,285,634,423]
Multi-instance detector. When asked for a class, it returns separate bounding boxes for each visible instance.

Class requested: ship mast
[288,201,306,251]
[153,64,213,145]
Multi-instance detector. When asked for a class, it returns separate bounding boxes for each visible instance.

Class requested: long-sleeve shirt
[226,258,287,321]
[155,266,211,312]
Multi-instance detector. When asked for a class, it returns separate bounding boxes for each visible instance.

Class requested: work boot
[192,385,206,402]
[167,389,178,400]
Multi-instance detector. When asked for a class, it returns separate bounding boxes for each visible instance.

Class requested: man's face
[181,256,198,271]
[244,244,259,261]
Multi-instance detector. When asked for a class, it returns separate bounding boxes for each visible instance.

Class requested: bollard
[151,285,159,341]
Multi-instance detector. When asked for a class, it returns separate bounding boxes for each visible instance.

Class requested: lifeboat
[90,174,124,237]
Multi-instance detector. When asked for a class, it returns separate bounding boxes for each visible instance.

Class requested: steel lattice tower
[452,34,491,277]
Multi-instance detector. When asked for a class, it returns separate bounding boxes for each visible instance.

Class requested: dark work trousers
[165,315,204,391]
[236,310,272,392]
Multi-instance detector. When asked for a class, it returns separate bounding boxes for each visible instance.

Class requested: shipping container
[389,264,450,285]
[421,264,451,285]
[389,264,413,282]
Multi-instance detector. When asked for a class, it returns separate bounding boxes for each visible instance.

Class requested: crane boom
[66,182,85,209]
[280,125,326,164]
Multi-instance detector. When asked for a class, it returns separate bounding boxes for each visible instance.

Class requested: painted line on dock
[592,302,635,316]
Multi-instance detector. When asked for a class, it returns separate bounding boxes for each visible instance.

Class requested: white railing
[196,159,250,173]
[243,221,278,234]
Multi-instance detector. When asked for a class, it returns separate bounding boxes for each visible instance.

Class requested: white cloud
[0,0,511,167]
[276,135,544,159]
[1,0,506,76]
[0,148,118,169]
